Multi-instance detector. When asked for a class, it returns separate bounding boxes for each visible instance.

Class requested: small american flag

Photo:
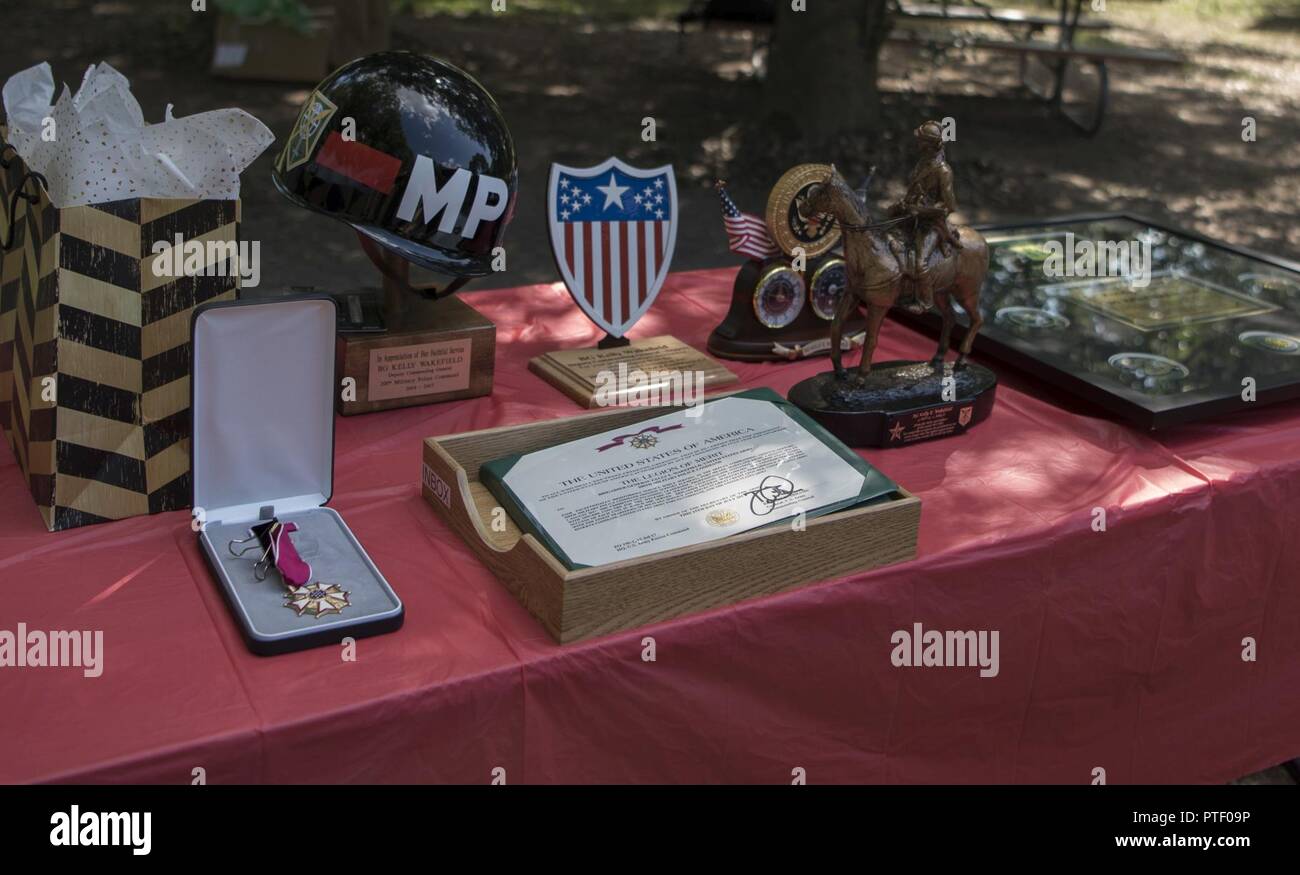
[716,180,780,261]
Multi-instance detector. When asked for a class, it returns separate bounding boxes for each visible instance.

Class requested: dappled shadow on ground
[2,0,1295,296]
[1251,13,1300,32]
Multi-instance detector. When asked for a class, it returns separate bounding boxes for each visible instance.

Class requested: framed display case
[896,213,1300,428]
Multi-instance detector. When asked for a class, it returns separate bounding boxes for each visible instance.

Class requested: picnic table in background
[678,0,1185,135]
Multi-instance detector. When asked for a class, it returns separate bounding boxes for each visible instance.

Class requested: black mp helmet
[273,51,517,283]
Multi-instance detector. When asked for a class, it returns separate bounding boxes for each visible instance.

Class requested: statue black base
[788,360,997,447]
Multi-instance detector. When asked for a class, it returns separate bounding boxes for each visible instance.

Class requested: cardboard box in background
[309,0,391,67]
[212,10,334,82]
[211,1,391,83]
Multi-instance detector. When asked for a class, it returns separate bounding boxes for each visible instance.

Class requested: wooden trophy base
[335,292,495,416]
[528,335,739,408]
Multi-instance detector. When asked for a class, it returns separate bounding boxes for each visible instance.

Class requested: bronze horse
[804,167,989,380]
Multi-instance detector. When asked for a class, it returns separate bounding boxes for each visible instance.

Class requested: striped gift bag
[0,133,240,531]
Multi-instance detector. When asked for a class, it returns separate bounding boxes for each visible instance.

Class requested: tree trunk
[764,0,891,140]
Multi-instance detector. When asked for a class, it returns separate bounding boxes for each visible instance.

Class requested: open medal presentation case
[191,296,403,655]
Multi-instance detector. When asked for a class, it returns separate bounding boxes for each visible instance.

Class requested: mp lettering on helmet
[396,156,509,239]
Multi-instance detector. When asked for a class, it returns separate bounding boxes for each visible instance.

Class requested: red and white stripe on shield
[561,219,670,334]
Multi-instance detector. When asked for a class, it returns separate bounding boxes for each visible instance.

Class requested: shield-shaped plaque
[548,158,678,338]
[958,406,974,426]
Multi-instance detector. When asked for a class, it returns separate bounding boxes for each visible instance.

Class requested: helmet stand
[357,233,414,329]
[334,232,495,416]
[355,231,478,329]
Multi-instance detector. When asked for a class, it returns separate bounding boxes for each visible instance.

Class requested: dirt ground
[3,0,1297,294]
[2,0,1297,784]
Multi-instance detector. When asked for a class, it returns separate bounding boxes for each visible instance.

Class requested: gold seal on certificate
[478,388,899,569]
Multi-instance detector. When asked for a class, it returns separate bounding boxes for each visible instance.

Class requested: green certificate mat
[480,388,900,569]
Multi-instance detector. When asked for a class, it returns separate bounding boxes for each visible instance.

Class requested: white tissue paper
[2,61,274,208]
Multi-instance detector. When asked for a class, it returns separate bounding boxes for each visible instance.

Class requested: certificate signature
[745,475,796,516]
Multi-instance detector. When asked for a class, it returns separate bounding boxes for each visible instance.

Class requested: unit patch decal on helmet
[280,90,338,173]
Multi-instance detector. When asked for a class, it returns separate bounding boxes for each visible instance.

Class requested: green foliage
[215,0,317,32]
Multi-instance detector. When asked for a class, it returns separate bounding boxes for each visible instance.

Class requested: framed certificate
[896,214,1300,429]
[479,388,899,569]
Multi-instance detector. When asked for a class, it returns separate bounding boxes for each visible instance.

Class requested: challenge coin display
[530,156,738,406]
[478,388,899,569]
[898,214,1300,428]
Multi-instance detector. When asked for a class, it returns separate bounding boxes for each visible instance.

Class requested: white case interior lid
[192,297,336,523]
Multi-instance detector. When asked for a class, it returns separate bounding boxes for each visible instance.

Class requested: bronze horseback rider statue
[784,121,997,446]
[796,123,989,381]
[887,120,963,313]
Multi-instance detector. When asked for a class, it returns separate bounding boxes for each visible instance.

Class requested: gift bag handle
[1,170,47,251]
[0,143,16,170]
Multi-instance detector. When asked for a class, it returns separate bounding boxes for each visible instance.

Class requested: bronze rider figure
[887,120,962,311]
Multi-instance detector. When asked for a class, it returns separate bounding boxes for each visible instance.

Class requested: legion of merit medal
[285,583,353,618]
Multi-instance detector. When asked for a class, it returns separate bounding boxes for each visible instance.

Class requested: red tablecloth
[2,268,1298,784]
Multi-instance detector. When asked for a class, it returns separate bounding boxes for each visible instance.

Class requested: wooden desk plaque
[528,335,738,408]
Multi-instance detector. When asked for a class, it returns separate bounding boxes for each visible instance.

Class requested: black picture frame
[893,213,1300,429]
